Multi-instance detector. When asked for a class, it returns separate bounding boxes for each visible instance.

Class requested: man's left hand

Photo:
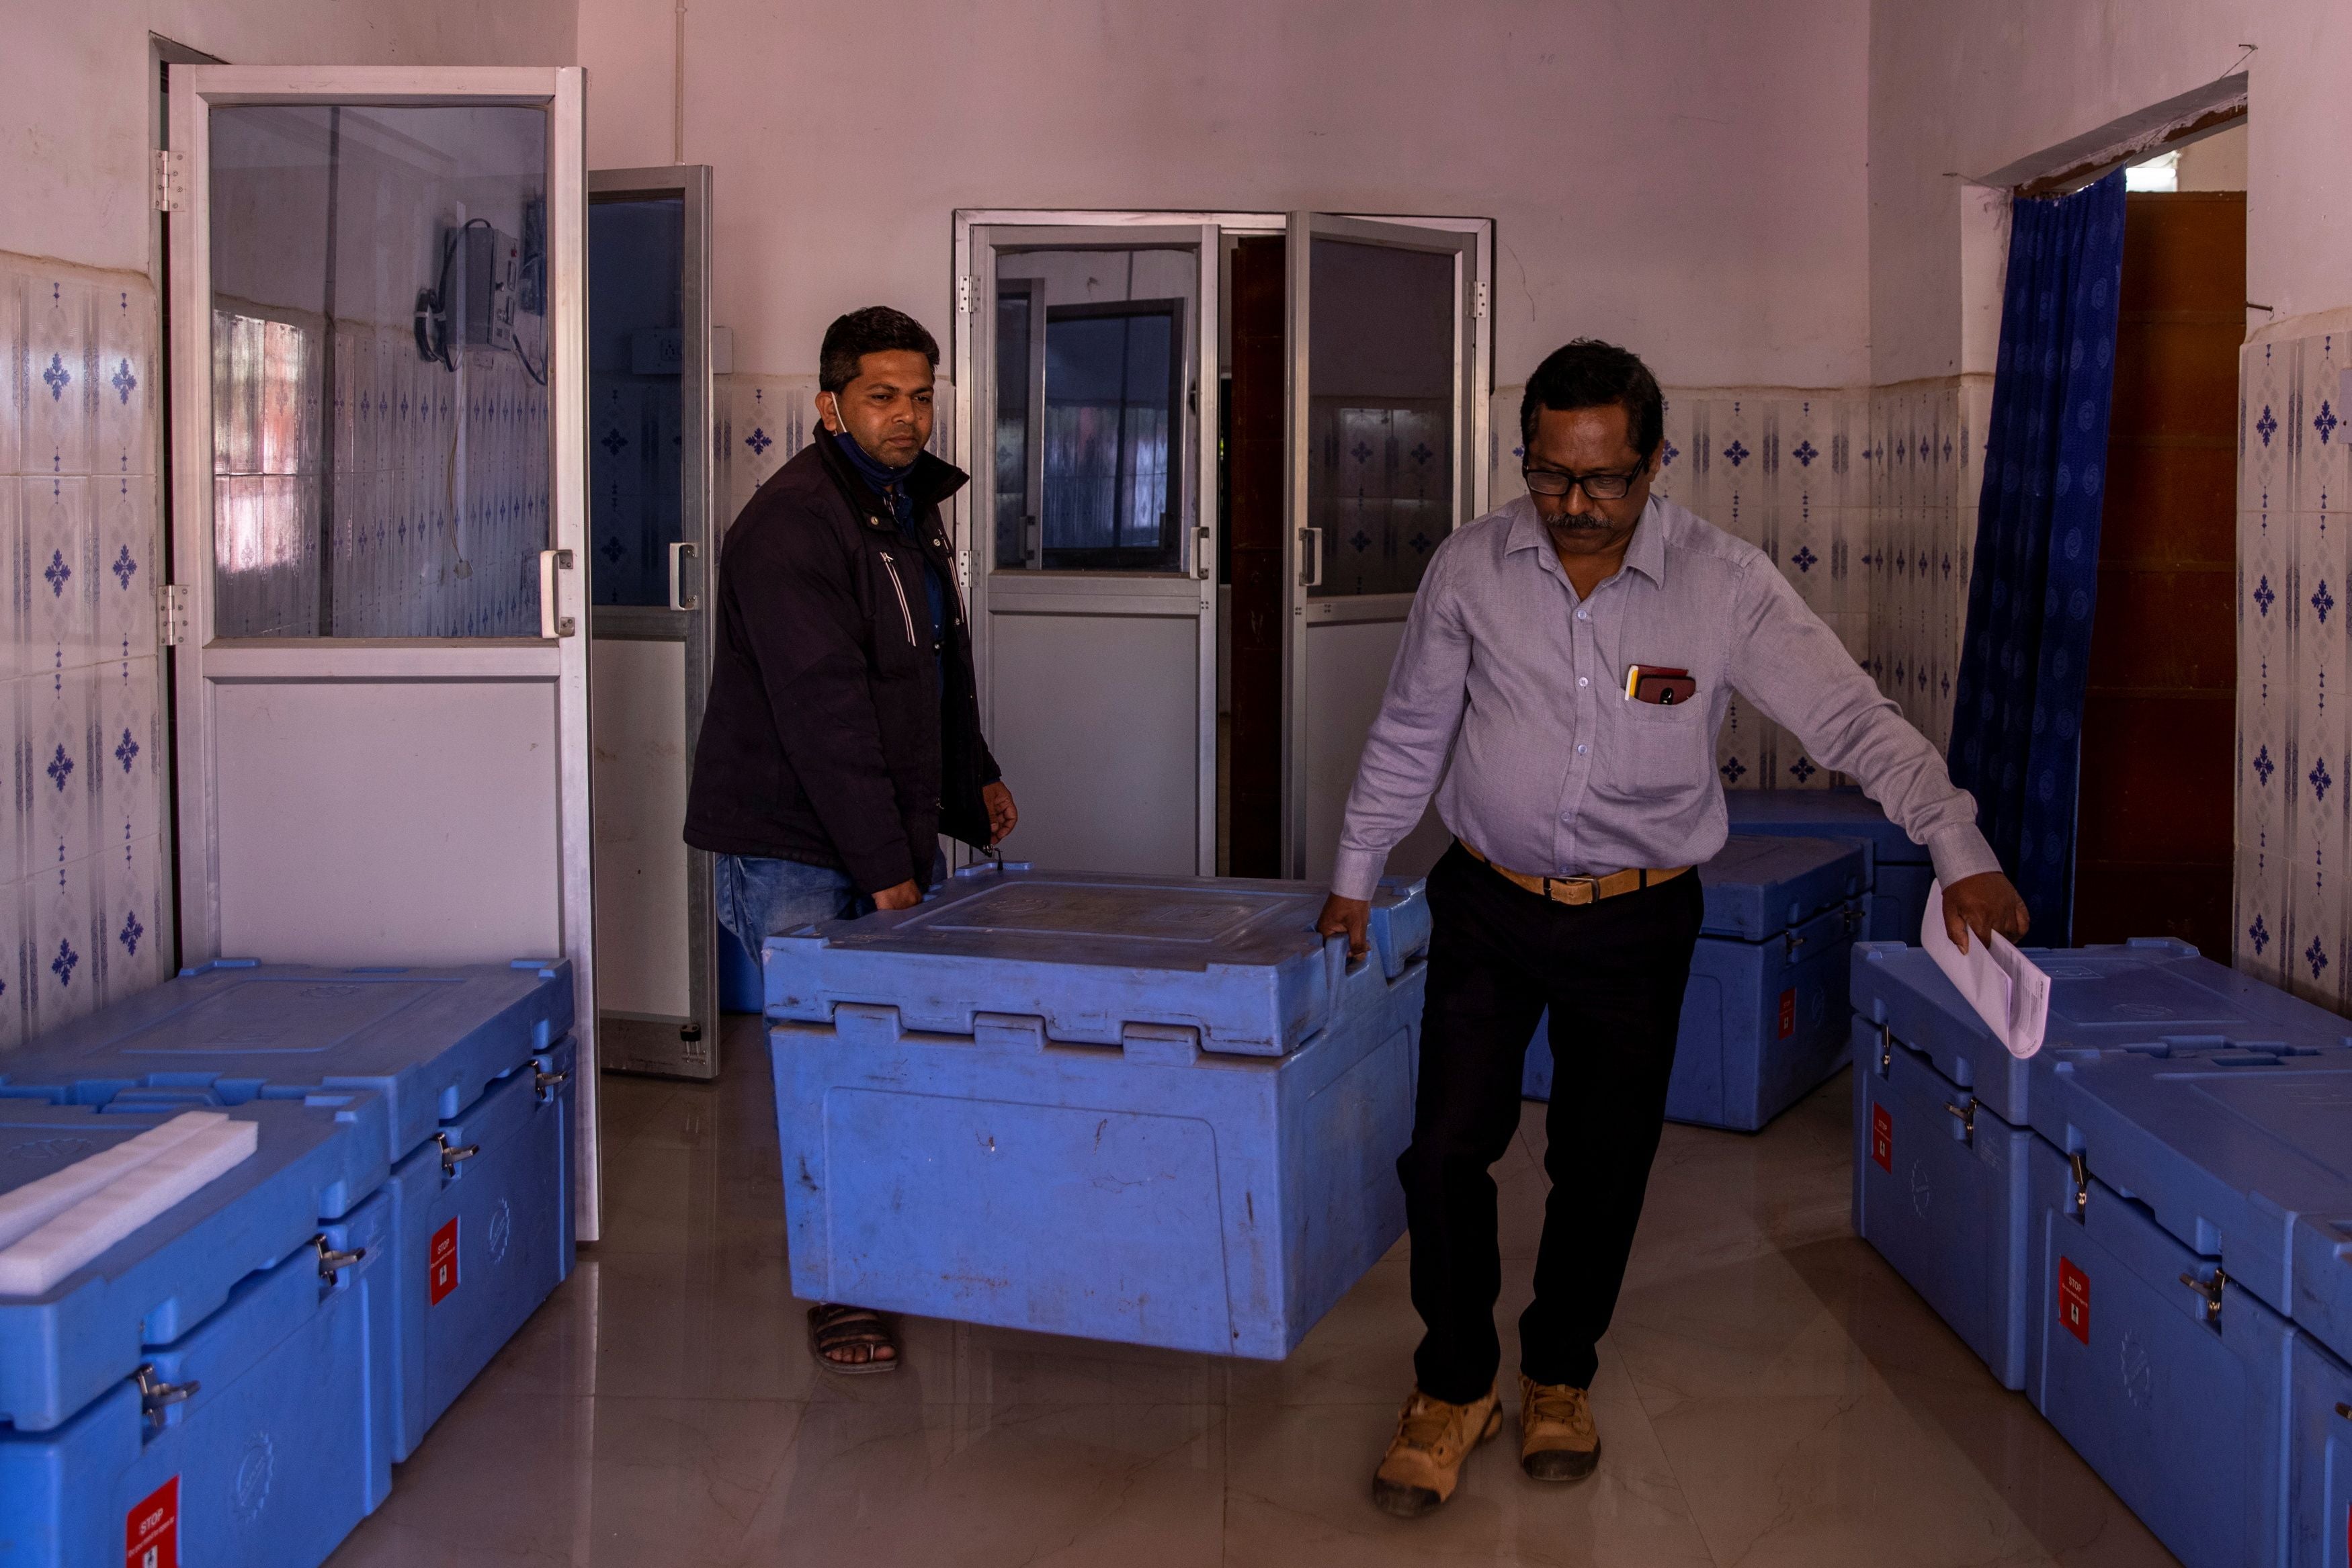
[982,781,1018,847]
[1942,870,2030,955]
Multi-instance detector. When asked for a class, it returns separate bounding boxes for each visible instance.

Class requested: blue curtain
[1948,171,2128,941]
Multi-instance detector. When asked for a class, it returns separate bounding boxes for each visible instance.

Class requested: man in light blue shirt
[1320,339,2027,1516]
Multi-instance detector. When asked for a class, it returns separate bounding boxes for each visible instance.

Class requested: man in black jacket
[685,306,1016,1372]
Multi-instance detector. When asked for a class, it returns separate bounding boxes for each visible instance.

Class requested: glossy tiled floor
[331,1016,2178,1567]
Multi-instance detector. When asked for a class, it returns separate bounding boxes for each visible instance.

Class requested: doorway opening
[957,211,1488,887]
[2071,118,2246,955]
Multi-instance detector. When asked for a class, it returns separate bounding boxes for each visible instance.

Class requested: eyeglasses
[1523,465,1642,501]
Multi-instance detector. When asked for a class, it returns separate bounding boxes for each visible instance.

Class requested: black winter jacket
[683,428,1000,894]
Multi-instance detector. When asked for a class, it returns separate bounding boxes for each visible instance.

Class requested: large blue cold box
[2025,1134,2292,1568]
[1849,1012,2038,1387]
[1726,785,1931,943]
[0,1184,396,1568]
[2289,1332,2352,1568]
[0,1098,388,1436]
[2032,1037,2352,1330]
[1524,834,1867,1131]
[1848,938,2352,1392]
[765,866,1430,1358]
[1,961,577,1461]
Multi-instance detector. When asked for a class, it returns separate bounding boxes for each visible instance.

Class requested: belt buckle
[1545,873,1600,905]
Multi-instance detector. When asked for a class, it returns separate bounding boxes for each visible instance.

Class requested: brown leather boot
[1371,1385,1503,1518]
[1518,1373,1601,1481]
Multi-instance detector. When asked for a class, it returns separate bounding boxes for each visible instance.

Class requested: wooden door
[2074,191,2244,955]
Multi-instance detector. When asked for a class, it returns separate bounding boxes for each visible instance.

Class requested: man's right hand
[872,879,923,912]
[1316,894,1371,961]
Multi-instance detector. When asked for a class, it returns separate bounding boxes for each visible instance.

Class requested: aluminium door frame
[167,64,602,1233]
[587,163,721,1078]
[953,210,1265,877]
[1281,212,1493,878]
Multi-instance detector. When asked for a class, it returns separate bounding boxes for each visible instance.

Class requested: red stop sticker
[1870,1103,1893,1172]
[429,1218,460,1305]
[1777,988,1797,1039]
[125,1475,177,1568]
[2058,1257,2090,1344]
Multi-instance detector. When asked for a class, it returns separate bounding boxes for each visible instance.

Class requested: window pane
[210,103,552,636]
[991,246,1193,574]
[1307,237,1456,598]
[588,193,685,607]
[1041,304,1179,568]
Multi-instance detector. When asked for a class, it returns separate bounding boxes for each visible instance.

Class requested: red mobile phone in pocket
[1626,664,1697,706]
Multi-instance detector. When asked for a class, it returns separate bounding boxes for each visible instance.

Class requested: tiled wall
[0,255,169,1048]
[2234,326,2351,1005]
[1863,377,1989,758]
[714,375,956,530]
[1493,380,1986,791]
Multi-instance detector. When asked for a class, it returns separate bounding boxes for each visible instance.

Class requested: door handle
[1300,527,1324,589]
[669,541,700,611]
[538,549,577,638]
[1196,525,1212,581]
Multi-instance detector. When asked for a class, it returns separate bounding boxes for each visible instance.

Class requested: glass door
[168,67,603,1233]
[1285,214,1488,883]
[960,218,1222,875]
[587,166,718,1079]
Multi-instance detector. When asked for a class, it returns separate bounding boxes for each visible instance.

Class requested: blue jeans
[715,852,948,948]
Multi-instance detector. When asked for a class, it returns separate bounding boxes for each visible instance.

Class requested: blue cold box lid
[1724,785,1926,869]
[1698,835,1867,941]
[1850,937,2352,1125]
[1,960,573,1165]
[2040,1040,2352,1325]
[764,865,1429,1057]
[0,1093,389,1434]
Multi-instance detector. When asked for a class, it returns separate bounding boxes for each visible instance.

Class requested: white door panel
[171,66,603,1235]
[1300,618,1450,887]
[1284,214,1488,883]
[214,679,565,963]
[989,611,1200,874]
[591,636,692,1018]
[960,216,1221,877]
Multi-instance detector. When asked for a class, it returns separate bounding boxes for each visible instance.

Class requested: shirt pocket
[1615,696,1710,789]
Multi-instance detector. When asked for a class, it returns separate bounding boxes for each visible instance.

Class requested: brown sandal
[807,1303,899,1375]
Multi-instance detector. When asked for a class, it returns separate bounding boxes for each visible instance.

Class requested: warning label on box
[1777,988,1796,1039]
[429,1217,460,1305]
[125,1475,177,1568]
[2058,1257,2090,1345]
[1870,1104,1893,1172]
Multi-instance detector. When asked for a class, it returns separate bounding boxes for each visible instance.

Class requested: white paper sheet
[0,1110,229,1252]
[1921,880,2050,1059]
[0,1118,259,1297]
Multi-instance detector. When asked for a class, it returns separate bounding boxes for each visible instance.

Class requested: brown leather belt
[1460,841,1689,906]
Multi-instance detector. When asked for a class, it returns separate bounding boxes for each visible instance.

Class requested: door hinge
[1472,280,1488,320]
[958,275,972,315]
[158,584,190,647]
[153,149,187,214]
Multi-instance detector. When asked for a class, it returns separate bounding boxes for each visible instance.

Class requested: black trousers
[1400,842,1705,1403]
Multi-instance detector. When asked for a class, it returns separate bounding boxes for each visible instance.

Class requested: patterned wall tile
[2294,336,2341,511]
[0,253,165,1049]
[22,272,93,481]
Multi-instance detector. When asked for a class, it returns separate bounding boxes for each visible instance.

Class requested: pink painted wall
[0,0,575,276]
[577,0,1873,390]
[1869,0,2351,382]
